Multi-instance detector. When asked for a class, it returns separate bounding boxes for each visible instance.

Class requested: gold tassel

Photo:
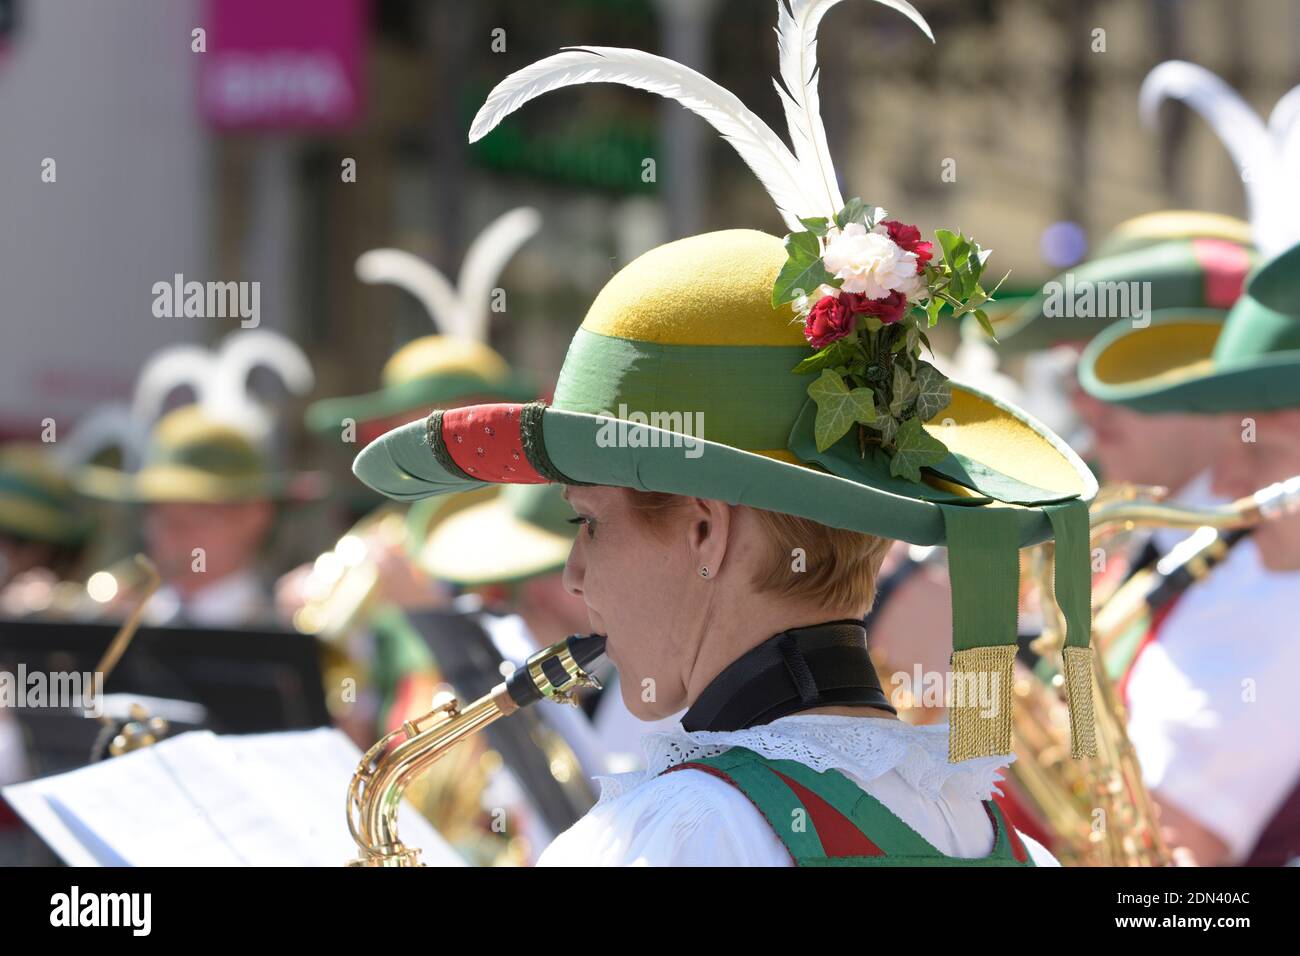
[948,645,1015,762]
[1061,645,1097,758]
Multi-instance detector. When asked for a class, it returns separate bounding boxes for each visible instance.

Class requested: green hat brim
[305,373,537,435]
[354,387,1096,550]
[75,462,323,504]
[1079,307,1300,414]
[0,498,89,545]
[417,495,572,586]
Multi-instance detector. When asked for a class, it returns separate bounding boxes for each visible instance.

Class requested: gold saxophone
[346,633,606,866]
[1010,476,1300,866]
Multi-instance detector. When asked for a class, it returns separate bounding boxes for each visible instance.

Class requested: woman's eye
[567,516,596,539]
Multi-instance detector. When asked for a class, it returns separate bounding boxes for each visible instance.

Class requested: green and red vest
[663,746,1034,867]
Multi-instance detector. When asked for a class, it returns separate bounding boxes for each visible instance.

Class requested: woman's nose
[561,540,584,597]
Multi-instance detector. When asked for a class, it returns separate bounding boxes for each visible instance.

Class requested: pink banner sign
[200,0,368,131]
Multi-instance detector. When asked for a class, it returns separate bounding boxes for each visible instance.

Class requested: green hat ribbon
[940,499,1093,761]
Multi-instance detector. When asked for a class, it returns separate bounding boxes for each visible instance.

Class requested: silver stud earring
[699,566,710,578]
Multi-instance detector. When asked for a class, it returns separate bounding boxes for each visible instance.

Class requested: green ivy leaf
[791,340,856,375]
[889,417,949,482]
[935,229,964,271]
[875,408,898,445]
[925,296,943,327]
[834,197,869,229]
[808,369,878,452]
[966,238,985,279]
[772,231,836,307]
[914,361,953,420]
[800,216,831,237]
[889,365,919,418]
[947,266,971,301]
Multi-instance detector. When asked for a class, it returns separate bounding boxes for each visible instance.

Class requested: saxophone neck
[347,633,607,867]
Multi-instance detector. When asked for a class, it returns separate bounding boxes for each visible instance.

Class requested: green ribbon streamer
[938,504,1021,653]
[1043,500,1093,650]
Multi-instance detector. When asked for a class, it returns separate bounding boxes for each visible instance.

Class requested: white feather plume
[1268,84,1300,175]
[129,331,314,450]
[207,330,315,441]
[54,406,149,472]
[130,344,215,425]
[456,206,542,343]
[774,0,932,218]
[1140,60,1297,254]
[469,46,818,231]
[355,248,465,338]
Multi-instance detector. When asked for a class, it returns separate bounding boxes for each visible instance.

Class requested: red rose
[803,294,854,348]
[838,291,871,314]
[882,219,933,273]
[856,290,909,325]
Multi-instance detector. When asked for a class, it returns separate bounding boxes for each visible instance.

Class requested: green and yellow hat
[0,444,92,545]
[355,3,1101,764]
[1079,241,1300,413]
[410,483,576,587]
[977,211,1255,353]
[305,211,542,440]
[78,405,323,504]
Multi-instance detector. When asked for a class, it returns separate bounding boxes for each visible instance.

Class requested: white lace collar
[595,715,1014,804]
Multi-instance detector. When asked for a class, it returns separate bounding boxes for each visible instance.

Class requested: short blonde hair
[623,489,892,613]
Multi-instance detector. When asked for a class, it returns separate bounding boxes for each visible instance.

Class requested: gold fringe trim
[948,645,1016,762]
[1062,645,1097,758]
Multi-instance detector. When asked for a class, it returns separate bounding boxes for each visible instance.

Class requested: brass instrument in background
[346,633,606,866]
[1012,476,1300,866]
[291,505,409,641]
[292,488,497,642]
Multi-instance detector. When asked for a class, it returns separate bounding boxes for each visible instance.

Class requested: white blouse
[538,714,1058,867]
[1125,537,1300,861]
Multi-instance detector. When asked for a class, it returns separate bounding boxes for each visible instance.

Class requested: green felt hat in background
[1079,241,1300,413]
[78,405,323,504]
[0,444,92,546]
[305,209,542,438]
[1091,209,1253,259]
[1078,59,1300,414]
[70,329,320,506]
[412,482,576,587]
[974,212,1255,353]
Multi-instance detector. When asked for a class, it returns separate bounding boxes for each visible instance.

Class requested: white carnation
[822,223,918,298]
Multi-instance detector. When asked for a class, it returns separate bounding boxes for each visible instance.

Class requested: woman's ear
[685,497,732,578]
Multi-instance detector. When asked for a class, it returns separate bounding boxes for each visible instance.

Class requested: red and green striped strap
[664,746,1033,867]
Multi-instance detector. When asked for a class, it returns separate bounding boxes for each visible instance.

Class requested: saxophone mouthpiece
[505,633,608,708]
[567,632,608,670]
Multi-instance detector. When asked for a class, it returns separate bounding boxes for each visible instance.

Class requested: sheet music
[2,728,464,867]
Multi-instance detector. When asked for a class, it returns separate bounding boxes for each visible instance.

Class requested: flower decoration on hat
[775,202,1004,480]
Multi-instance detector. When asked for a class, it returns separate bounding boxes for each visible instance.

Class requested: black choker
[681,620,896,733]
